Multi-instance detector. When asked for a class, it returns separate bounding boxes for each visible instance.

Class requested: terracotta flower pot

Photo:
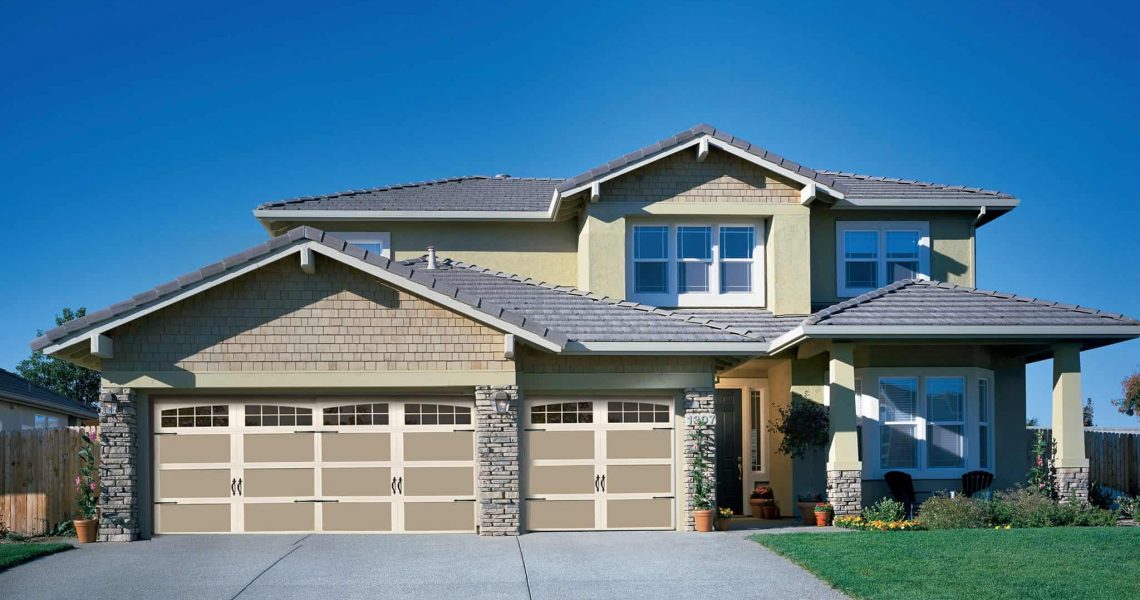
[694,509,715,532]
[815,511,833,527]
[798,502,819,525]
[749,498,772,518]
[716,517,730,532]
[761,505,778,519]
[74,518,98,544]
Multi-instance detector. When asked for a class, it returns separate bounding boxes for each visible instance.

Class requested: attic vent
[493,173,510,179]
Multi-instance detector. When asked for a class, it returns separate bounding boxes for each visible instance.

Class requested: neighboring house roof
[252,125,1018,220]
[256,176,560,214]
[0,369,97,420]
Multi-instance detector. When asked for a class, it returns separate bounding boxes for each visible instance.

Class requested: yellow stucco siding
[270,220,579,287]
[810,210,976,305]
[104,255,514,374]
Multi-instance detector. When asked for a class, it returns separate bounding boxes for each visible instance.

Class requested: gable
[104,256,513,373]
[599,147,801,205]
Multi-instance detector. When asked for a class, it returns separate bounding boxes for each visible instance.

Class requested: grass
[753,528,1140,600]
[0,543,72,571]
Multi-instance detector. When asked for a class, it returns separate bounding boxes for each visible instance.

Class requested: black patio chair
[961,470,995,500]
[884,471,918,519]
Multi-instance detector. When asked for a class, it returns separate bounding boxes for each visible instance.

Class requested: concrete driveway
[0,531,846,599]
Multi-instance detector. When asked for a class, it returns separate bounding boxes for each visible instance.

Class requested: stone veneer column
[682,389,716,532]
[475,385,520,535]
[1052,344,1090,503]
[98,387,139,542]
[826,344,862,517]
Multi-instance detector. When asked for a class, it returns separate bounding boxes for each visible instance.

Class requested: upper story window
[836,221,930,297]
[629,223,765,307]
[333,232,391,258]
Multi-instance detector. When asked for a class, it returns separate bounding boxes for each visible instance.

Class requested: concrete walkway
[0,531,847,599]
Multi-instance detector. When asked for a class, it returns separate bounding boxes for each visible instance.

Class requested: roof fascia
[253,209,555,222]
[558,135,845,201]
[830,198,1020,209]
[799,325,1140,338]
[562,340,771,355]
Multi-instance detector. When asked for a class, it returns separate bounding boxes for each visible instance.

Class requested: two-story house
[32,124,1139,541]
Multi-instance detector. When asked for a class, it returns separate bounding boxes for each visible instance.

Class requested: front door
[714,390,743,514]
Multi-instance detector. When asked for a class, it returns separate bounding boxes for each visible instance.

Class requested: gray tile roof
[817,171,1014,201]
[557,123,847,194]
[257,176,560,212]
[0,369,97,419]
[803,280,1140,327]
[405,258,789,343]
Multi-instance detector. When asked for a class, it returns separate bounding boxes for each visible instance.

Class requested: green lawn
[754,528,1140,600]
[0,543,72,570]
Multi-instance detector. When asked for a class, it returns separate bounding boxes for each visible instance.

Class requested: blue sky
[2,1,1137,425]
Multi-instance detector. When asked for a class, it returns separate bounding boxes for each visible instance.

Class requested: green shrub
[917,494,987,529]
[989,488,1116,528]
[1116,495,1138,518]
[862,498,906,522]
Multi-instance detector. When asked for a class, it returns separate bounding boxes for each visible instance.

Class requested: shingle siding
[600,148,799,204]
[105,257,513,373]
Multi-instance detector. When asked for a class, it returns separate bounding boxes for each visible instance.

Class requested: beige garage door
[154,398,476,534]
[524,398,675,531]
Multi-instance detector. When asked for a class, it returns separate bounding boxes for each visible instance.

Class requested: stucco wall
[0,401,73,432]
[810,209,976,305]
[270,220,579,287]
[105,255,513,373]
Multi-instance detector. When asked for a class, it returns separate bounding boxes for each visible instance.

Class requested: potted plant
[74,429,99,543]
[814,502,834,527]
[797,494,824,526]
[768,399,829,460]
[689,418,715,532]
[749,484,774,518]
[716,507,733,531]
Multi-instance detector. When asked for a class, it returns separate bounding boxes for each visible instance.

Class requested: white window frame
[836,221,930,297]
[857,367,994,479]
[627,222,766,307]
[332,232,391,258]
[924,376,967,470]
[977,378,993,471]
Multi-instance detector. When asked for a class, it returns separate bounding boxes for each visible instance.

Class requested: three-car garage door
[154,398,477,534]
[523,398,676,531]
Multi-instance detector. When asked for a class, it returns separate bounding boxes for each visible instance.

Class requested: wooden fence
[1027,427,1140,496]
[0,426,99,535]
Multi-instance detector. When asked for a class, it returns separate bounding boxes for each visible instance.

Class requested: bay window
[629,222,764,307]
[857,368,994,478]
[836,221,930,296]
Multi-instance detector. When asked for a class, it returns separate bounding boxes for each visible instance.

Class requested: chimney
[426,246,437,269]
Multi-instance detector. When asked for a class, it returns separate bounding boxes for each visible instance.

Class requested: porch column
[683,389,716,531]
[826,344,862,516]
[475,385,520,535]
[1051,344,1089,503]
[98,386,139,542]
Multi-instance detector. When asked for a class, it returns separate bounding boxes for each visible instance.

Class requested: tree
[1026,417,1040,427]
[1083,398,1095,427]
[1113,370,1140,420]
[16,307,101,408]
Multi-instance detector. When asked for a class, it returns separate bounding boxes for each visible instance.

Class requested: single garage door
[524,398,675,531]
[153,398,476,534]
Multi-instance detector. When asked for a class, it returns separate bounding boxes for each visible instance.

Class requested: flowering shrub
[1028,429,1058,500]
[814,502,833,514]
[76,430,98,520]
[751,486,774,500]
[862,498,907,523]
[718,507,734,518]
[834,515,924,531]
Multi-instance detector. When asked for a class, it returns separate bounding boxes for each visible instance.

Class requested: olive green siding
[270,220,579,287]
[810,210,976,305]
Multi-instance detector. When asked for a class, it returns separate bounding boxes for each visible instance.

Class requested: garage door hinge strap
[293,499,339,503]
[452,498,477,502]
[155,501,178,504]
[653,496,675,500]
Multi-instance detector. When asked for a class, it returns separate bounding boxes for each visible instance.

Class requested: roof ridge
[817,169,1013,199]
[442,258,769,341]
[257,175,565,209]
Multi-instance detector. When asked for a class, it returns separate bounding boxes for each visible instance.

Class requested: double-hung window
[332,232,391,258]
[836,221,929,296]
[630,223,764,306]
[860,369,993,478]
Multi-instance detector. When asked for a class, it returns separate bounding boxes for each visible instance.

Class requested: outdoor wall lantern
[492,390,512,414]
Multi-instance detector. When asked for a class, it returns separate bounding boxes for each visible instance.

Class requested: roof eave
[561,340,771,355]
[253,209,555,222]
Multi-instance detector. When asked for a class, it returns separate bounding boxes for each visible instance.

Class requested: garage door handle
[397,477,403,495]
[237,478,243,496]
[595,475,600,492]
[391,477,397,494]
[600,474,606,492]
[231,478,236,496]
